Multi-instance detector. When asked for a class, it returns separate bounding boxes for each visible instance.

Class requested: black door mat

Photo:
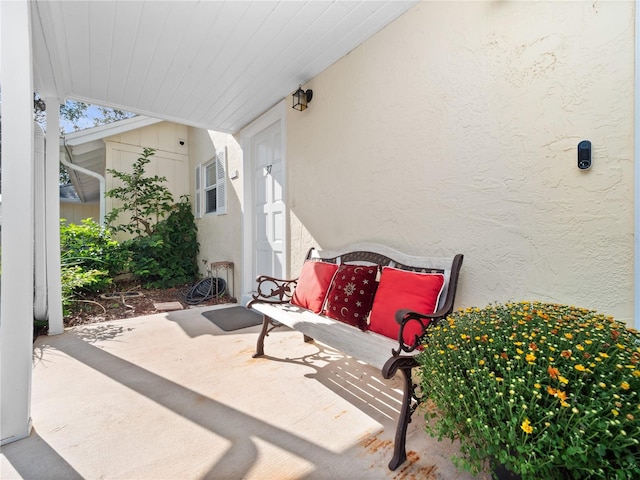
[202,306,262,331]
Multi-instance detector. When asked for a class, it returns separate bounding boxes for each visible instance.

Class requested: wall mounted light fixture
[292,85,313,111]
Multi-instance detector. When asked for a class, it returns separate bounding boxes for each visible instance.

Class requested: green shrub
[122,196,199,288]
[104,146,199,288]
[60,265,108,315]
[60,218,125,291]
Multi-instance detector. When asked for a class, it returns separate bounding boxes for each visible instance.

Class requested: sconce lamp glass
[292,86,313,111]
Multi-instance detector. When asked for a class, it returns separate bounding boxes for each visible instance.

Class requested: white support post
[0,0,35,444]
[46,99,64,335]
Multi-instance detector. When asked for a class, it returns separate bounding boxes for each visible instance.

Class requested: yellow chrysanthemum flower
[521,418,533,434]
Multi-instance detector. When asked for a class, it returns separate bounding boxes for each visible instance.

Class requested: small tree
[105,147,174,236]
[105,150,199,288]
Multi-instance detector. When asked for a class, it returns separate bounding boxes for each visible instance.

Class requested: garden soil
[62,282,235,328]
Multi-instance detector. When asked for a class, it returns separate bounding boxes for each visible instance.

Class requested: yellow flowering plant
[417,301,640,479]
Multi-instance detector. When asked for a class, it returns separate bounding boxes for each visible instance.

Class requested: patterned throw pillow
[290,261,339,313]
[369,267,445,346]
[323,264,378,330]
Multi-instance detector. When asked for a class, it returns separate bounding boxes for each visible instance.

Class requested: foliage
[59,218,125,314]
[59,100,89,129]
[91,105,133,126]
[105,147,174,236]
[418,301,640,480]
[60,218,126,281]
[34,95,135,133]
[33,93,48,126]
[33,95,135,183]
[122,196,199,288]
[60,265,107,315]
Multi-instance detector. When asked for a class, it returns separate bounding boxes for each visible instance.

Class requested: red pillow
[291,261,339,313]
[322,265,378,330]
[369,267,445,346]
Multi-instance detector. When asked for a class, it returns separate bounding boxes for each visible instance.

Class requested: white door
[252,120,285,288]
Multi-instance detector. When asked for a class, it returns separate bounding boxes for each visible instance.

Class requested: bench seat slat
[251,302,415,371]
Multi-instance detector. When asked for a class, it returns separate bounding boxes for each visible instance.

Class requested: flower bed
[417,301,640,479]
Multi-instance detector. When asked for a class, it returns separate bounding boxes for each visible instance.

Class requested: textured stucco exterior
[285,1,635,323]
[188,127,244,299]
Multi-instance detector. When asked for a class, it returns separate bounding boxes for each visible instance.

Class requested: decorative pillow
[323,264,378,330]
[369,267,445,346]
[291,261,339,313]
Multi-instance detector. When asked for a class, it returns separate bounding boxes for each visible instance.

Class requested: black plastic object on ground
[183,277,227,305]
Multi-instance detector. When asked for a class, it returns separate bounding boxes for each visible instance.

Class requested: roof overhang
[61,115,163,203]
[31,1,418,134]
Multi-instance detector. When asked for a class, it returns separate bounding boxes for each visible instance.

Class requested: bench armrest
[392,308,444,355]
[247,275,298,307]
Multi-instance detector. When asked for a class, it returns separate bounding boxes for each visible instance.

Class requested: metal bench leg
[382,356,421,471]
[253,315,272,358]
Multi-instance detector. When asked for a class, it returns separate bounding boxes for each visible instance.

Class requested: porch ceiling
[31,0,417,134]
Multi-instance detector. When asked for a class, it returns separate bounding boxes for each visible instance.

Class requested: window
[195,147,227,217]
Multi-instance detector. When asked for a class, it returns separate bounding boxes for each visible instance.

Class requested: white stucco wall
[286,1,634,323]
[188,127,243,300]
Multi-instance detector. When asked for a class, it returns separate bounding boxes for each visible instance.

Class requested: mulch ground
[62,282,235,328]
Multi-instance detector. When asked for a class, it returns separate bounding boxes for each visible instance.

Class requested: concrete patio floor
[1,304,483,480]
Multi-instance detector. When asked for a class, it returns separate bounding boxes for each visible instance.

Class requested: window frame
[196,147,227,217]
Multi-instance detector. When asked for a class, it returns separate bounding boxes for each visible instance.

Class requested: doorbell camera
[577,140,591,170]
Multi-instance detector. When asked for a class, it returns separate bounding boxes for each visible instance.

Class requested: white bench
[247,243,463,470]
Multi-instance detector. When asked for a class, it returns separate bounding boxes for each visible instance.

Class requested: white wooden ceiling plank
[129,1,203,109]
[32,1,71,98]
[149,1,240,114]
[184,1,319,123]
[120,1,175,110]
[196,1,346,127]
[88,2,117,102]
[105,1,145,105]
[214,1,417,132]
[58,1,92,95]
[160,1,264,116]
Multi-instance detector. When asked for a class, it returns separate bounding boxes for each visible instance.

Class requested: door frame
[239,100,287,305]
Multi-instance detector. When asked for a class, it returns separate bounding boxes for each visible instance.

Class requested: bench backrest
[307,243,463,319]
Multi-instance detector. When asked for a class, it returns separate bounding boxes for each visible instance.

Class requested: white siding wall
[60,202,100,225]
[285,1,634,323]
[104,122,190,240]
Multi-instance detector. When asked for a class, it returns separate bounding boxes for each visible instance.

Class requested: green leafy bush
[104,146,199,288]
[60,265,107,314]
[122,196,199,288]
[60,218,125,291]
[418,301,640,479]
